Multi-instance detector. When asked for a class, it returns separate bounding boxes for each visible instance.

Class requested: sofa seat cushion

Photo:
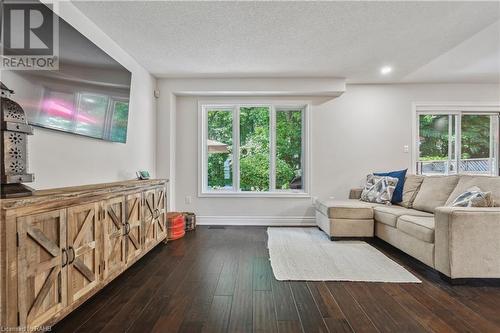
[314,199,375,219]
[445,175,500,207]
[397,215,435,243]
[373,206,433,228]
[412,175,459,213]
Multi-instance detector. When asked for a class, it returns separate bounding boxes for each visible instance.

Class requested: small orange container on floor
[167,212,186,240]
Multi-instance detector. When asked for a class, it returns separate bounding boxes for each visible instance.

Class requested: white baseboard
[197,215,316,226]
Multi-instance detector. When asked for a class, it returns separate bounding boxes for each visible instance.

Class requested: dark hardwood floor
[54,226,500,333]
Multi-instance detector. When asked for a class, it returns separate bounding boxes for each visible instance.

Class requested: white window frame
[198,101,311,197]
[412,102,500,176]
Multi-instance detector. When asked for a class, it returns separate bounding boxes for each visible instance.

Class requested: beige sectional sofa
[314,175,500,281]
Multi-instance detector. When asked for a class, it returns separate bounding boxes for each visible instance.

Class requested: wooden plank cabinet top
[0,179,168,213]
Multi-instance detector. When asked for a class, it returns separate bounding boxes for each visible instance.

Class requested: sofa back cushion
[399,175,425,208]
[412,175,459,213]
[445,175,500,207]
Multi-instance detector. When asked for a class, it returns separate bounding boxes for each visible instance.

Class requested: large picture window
[200,103,309,196]
[415,107,499,176]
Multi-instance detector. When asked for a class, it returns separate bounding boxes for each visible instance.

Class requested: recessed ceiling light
[380,66,393,75]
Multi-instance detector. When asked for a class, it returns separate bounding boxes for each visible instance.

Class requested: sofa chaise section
[314,199,375,240]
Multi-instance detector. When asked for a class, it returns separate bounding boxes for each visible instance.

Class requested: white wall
[155,78,345,211]
[1,2,157,189]
[163,82,500,223]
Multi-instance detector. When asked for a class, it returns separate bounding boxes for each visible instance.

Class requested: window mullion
[489,115,494,174]
[233,106,240,192]
[491,114,499,175]
[202,107,208,192]
[447,114,452,175]
[497,114,500,176]
[456,113,461,175]
[416,113,421,174]
[302,106,307,193]
[270,106,276,191]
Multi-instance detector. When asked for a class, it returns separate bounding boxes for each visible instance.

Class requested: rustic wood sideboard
[0,179,168,329]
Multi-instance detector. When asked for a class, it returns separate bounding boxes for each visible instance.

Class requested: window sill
[198,191,311,198]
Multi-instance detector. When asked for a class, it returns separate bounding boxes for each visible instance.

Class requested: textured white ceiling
[72,1,500,83]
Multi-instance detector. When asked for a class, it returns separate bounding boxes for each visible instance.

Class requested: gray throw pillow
[450,186,494,208]
[399,175,425,208]
[360,174,399,205]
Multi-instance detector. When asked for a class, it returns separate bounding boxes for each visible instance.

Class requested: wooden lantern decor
[0,82,35,198]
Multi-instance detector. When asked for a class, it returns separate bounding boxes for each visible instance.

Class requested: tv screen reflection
[2,4,132,143]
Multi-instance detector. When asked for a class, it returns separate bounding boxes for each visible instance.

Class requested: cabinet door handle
[68,246,75,265]
[61,248,68,267]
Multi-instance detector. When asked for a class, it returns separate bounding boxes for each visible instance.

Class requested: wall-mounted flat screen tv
[2,3,132,143]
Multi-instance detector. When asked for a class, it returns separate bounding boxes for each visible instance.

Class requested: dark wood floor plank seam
[276,320,303,333]
[381,284,458,333]
[95,252,184,332]
[322,282,372,333]
[127,260,198,332]
[214,251,240,296]
[129,248,222,332]
[344,283,403,332]
[374,245,494,333]
[368,240,495,331]
[253,290,278,332]
[226,248,255,333]
[326,282,380,333]
[121,234,207,332]
[306,282,353,333]
[401,282,499,333]
[382,245,500,333]
[116,254,186,332]
[360,283,428,333]
[202,295,233,333]
[288,282,307,333]
[72,246,173,333]
[371,238,500,323]
[181,246,234,327]
[55,246,164,332]
[271,278,300,322]
[289,282,329,333]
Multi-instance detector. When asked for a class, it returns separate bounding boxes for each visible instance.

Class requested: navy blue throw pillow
[374,169,407,203]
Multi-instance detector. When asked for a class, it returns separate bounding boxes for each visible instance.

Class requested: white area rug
[267,227,421,283]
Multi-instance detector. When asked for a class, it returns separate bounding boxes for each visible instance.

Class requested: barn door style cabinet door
[143,188,167,250]
[143,189,157,250]
[101,196,126,280]
[0,179,168,329]
[66,202,100,305]
[155,188,167,242]
[125,192,143,264]
[16,210,68,328]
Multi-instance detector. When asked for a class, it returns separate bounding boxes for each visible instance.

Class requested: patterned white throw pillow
[360,174,399,205]
[450,186,494,207]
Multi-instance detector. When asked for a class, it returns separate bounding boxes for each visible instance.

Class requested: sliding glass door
[417,113,499,176]
[460,114,498,175]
